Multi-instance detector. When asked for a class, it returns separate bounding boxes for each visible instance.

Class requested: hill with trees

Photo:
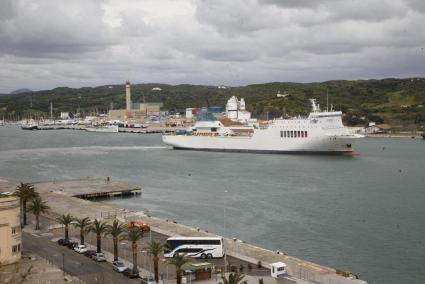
[1,78,424,130]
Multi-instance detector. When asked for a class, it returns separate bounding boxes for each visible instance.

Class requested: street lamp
[162,259,169,283]
[62,253,65,276]
[120,242,127,260]
[141,250,151,274]
[223,189,228,275]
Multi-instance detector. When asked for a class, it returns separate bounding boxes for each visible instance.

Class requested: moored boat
[21,121,38,130]
[85,125,119,133]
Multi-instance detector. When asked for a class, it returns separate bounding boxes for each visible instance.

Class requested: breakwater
[33,125,176,134]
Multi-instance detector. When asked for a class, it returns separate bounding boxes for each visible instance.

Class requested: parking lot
[23,232,140,284]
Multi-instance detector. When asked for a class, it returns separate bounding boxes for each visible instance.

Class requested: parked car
[92,252,106,262]
[140,275,157,284]
[74,244,88,253]
[57,238,70,246]
[84,250,97,258]
[112,261,127,273]
[66,240,78,249]
[123,268,140,279]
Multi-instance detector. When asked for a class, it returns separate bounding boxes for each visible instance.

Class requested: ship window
[301,131,304,138]
[280,131,283,138]
[297,131,301,137]
[284,131,287,138]
[294,131,297,138]
[305,131,308,137]
[290,131,293,138]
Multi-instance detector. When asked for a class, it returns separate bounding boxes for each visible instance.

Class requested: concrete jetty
[34,125,176,134]
[0,177,367,284]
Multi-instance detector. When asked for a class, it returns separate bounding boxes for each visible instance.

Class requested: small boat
[85,125,119,133]
[21,121,38,130]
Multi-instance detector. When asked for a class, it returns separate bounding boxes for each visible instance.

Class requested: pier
[0,177,367,284]
[33,124,177,134]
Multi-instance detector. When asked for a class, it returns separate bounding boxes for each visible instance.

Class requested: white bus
[164,237,224,259]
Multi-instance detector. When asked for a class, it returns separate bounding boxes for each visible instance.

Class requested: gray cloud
[0,0,116,57]
[0,0,424,93]
[0,0,18,21]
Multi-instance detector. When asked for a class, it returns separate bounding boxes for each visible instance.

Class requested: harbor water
[0,126,424,284]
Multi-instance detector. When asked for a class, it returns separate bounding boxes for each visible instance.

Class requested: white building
[60,112,70,119]
[186,108,195,119]
[152,87,162,91]
[225,96,251,122]
[270,262,287,278]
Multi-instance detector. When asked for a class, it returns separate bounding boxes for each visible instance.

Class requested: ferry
[162,99,362,155]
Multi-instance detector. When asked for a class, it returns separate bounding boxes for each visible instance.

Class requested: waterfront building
[225,96,251,122]
[108,81,163,121]
[60,112,70,119]
[186,108,195,119]
[0,196,21,265]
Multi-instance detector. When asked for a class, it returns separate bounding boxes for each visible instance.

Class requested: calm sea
[0,126,424,284]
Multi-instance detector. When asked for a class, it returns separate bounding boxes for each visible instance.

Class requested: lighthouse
[126,81,132,111]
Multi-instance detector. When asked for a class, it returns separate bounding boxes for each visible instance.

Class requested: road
[23,232,140,284]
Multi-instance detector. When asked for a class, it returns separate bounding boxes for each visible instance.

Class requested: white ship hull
[163,131,358,155]
[85,125,119,133]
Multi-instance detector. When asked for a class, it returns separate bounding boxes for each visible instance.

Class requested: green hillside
[1,78,425,129]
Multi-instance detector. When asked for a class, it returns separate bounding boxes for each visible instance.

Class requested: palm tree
[221,272,245,284]
[27,197,50,230]
[168,253,190,284]
[89,219,108,253]
[146,240,165,282]
[105,220,126,261]
[72,217,92,245]
[56,214,74,240]
[123,227,143,274]
[14,182,39,226]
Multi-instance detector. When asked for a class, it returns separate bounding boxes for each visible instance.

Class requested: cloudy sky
[0,0,424,93]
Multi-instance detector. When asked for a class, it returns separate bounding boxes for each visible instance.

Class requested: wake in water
[0,145,168,159]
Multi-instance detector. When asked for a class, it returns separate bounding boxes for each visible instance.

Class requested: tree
[27,197,50,230]
[168,253,190,284]
[105,220,127,261]
[89,219,108,253]
[123,227,143,274]
[146,240,165,282]
[73,217,92,245]
[221,272,245,284]
[56,214,74,240]
[14,182,39,226]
